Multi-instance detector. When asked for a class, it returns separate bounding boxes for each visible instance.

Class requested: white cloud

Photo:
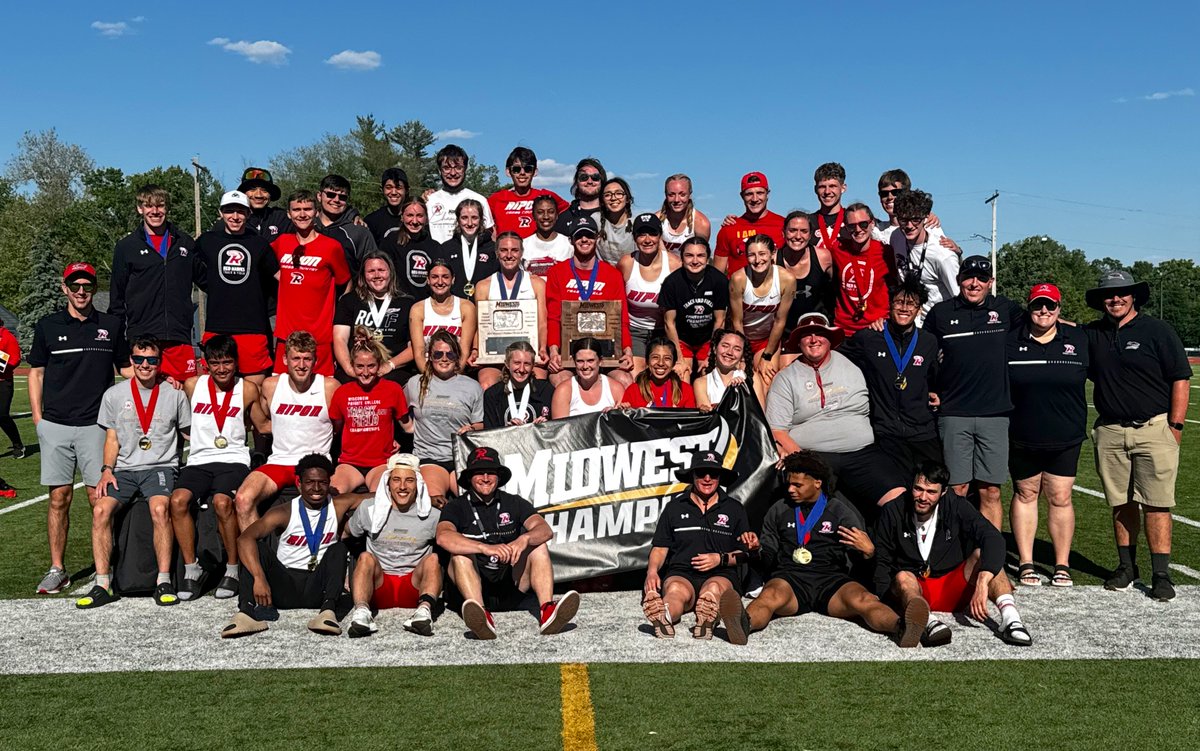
[91,21,129,37]
[1143,87,1194,100]
[325,50,382,71]
[208,37,291,66]
[625,172,660,181]
[132,16,146,23]
[433,128,480,141]
[531,159,577,188]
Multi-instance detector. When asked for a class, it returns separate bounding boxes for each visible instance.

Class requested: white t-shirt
[523,233,572,277]
[426,188,495,243]
[897,227,960,324]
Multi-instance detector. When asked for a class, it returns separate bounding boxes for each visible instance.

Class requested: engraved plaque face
[576,311,607,333]
[477,299,539,365]
[562,300,621,368]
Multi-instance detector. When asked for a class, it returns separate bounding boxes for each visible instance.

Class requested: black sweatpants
[0,379,21,447]
[239,539,347,615]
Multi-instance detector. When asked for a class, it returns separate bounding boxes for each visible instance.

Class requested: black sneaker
[1150,574,1176,602]
[1104,565,1139,591]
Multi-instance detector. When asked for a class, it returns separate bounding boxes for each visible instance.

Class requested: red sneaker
[539,590,580,635]
[462,599,496,640]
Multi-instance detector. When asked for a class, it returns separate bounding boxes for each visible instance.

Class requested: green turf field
[2,661,1198,750]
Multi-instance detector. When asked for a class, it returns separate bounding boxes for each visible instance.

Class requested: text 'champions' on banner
[456,386,778,581]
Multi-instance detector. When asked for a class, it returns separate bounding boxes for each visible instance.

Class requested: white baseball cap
[220,190,250,208]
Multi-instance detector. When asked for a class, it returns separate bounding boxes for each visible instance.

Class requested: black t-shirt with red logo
[195,228,279,336]
[383,236,440,302]
[658,267,732,348]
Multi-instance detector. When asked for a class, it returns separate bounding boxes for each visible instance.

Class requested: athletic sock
[224,564,239,579]
[96,574,112,590]
[157,572,171,586]
[1151,553,1171,577]
[996,594,1021,629]
[184,562,202,581]
[1117,545,1137,570]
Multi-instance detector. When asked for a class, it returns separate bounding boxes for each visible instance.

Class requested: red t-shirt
[329,379,410,467]
[829,239,894,335]
[0,326,20,381]
[713,211,785,276]
[272,233,351,343]
[545,258,632,350]
[621,380,696,408]
[488,188,570,238]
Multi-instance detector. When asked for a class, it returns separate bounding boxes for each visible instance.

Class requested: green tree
[4,128,94,205]
[16,240,64,345]
[350,115,400,210]
[996,236,1096,322]
[388,120,439,192]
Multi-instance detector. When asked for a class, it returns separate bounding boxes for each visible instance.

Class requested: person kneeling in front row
[872,460,1032,646]
[436,447,579,639]
[221,454,356,638]
[719,450,928,648]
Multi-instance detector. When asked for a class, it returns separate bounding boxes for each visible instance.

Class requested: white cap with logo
[220,190,250,208]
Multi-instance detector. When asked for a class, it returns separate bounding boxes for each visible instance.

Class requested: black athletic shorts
[875,436,943,481]
[1009,443,1083,482]
[819,446,905,508]
[771,570,855,616]
[663,565,743,596]
[176,462,250,502]
[421,458,457,475]
[477,561,529,612]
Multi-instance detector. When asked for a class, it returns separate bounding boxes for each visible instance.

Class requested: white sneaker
[403,604,434,636]
[348,605,378,638]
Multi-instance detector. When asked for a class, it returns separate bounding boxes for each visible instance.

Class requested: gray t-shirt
[347,500,441,575]
[765,351,873,453]
[98,380,191,469]
[404,374,483,462]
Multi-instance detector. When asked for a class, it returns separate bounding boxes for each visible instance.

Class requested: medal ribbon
[817,211,842,252]
[497,270,524,301]
[847,259,871,316]
[206,376,236,435]
[794,492,828,548]
[299,499,330,562]
[130,379,160,440]
[882,326,919,379]
[506,381,532,423]
[656,381,671,407]
[366,295,392,330]
[569,259,600,301]
[461,236,479,282]
[145,227,170,258]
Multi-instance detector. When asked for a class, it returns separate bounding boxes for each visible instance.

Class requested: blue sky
[2,2,1197,265]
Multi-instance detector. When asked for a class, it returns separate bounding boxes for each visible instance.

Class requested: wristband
[101,464,114,473]
[1170,421,1185,431]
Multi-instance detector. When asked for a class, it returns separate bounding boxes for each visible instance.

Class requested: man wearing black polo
[841,276,941,478]
[436,447,580,639]
[364,168,409,245]
[1084,270,1191,601]
[28,263,130,594]
[922,256,1023,529]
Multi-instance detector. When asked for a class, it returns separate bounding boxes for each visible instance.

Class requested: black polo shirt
[651,491,748,571]
[1006,324,1089,449]
[1084,313,1191,423]
[841,323,940,441]
[758,494,865,579]
[27,308,129,426]
[923,294,1024,416]
[658,267,731,348]
[440,489,537,569]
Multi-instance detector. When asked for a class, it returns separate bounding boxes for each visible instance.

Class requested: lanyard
[507,381,533,422]
[497,270,524,301]
[882,326,920,376]
[795,493,828,547]
[366,295,392,330]
[570,259,601,301]
[299,500,330,560]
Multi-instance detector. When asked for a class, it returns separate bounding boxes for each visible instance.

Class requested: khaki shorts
[1093,414,1179,508]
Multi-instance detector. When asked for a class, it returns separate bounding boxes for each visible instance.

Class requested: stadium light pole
[985,191,999,294]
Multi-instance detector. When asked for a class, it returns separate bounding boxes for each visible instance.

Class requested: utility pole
[191,157,207,336]
[985,191,999,294]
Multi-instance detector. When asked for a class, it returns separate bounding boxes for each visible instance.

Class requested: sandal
[307,609,342,636]
[1050,565,1073,588]
[1017,563,1041,587]
[1000,621,1033,646]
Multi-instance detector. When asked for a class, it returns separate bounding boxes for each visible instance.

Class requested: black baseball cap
[571,215,599,238]
[960,255,993,280]
[632,213,663,236]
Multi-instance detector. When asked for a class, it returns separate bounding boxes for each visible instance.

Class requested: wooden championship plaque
[562,299,621,367]
[477,299,539,365]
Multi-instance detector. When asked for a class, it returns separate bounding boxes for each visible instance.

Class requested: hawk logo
[1063,343,1076,355]
[715,513,729,528]
[912,355,925,366]
[819,521,833,533]
[704,452,718,464]
[95,329,110,341]
[474,448,490,462]
[180,248,188,257]
[289,272,304,285]
[218,244,251,285]
[692,304,707,315]
[519,217,532,228]
[987,311,1001,324]
[498,512,512,526]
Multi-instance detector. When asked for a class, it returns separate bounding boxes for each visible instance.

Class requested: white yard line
[0,482,84,515]
[1073,484,1200,529]
[1169,563,1200,580]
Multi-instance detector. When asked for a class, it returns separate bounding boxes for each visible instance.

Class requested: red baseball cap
[740,171,769,193]
[63,262,97,283]
[1027,283,1061,303]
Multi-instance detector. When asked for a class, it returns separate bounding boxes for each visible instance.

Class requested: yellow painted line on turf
[560,663,598,751]
[1074,484,1200,529]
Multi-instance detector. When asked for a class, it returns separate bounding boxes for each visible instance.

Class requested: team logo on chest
[715,513,729,528]
[819,521,833,533]
[1063,343,1076,355]
[987,311,1001,324]
[912,355,925,367]
[499,512,512,526]
[218,244,251,284]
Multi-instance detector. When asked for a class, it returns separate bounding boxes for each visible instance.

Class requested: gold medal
[462,281,475,298]
[138,436,153,451]
[214,436,229,449]
[920,565,931,579]
[792,546,813,565]
[307,555,317,572]
[895,374,908,391]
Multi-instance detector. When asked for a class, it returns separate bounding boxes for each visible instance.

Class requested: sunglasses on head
[322,190,348,202]
[430,350,455,361]
[67,281,96,293]
[131,355,161,366]
[242,168,272,182]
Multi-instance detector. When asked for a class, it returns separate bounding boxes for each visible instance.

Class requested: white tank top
[490,270,535,300]
[187,375,250,467]
[569,375,615,415]
[625,253,672,331]
[742,266,782,343]
[705,369,728,407]
[276,497,340,569]
[661,214,692,257]
[268,374,333,465]
[422,296,464,345]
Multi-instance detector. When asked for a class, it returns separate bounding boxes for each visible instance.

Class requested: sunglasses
[578,173,602,183]
[242,168,272,182]
[1029,300,1059,311]
[430,350,455,361]
[509,164,535,174]
[322,190,349,202]
[897,216,924,226]
[845,221,872,231]
[66,282,96,293]
[878,188,902,198]
[131,355,161,366]
[694,469,721,479]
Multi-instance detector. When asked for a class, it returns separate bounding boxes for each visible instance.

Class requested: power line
[998,189,1189,220]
